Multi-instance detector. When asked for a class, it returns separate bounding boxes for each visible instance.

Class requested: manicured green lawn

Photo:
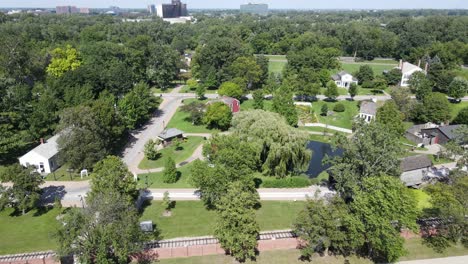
[166,99,219,134]
[400,238,468,261]
[0,207,61,254]
[429,154,453,165]
[340,63,396,76]
[263,54,287,61]
[409,189,432,211]
[44,163,90,181]
[140,201,306,239]
[240,99,273,111]
[137,163,194,189]
[269,60,287,74]
[158,249,372,264]
[311,100,359,129]
[450,101,468,120]
[138,136,205,170]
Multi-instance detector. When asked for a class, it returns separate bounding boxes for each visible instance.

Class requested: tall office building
[148,4,156,14]
[157,0,188,18]
[240,3,269,16]
[56,6,79,14]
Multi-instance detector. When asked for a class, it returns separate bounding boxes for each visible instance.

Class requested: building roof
[331,71,357,82]
[400,155,432,172]
[158,128,184,140]
[401,62,423,74]
[359,101,378,116]
[21,134,60,160]
[220,96,239,105]
[437,125,462,140]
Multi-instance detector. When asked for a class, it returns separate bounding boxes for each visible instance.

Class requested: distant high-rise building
[56,6,79,14]
[79,8,90,14]
[157,0,188,18]
[148,4,156,14]
[240,3,269,16]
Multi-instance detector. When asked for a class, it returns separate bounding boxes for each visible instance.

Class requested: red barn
[207,96,240,113]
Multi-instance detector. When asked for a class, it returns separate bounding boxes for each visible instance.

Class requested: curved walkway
[303,123,353,134]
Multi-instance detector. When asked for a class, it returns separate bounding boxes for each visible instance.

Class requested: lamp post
[78,195,85,208]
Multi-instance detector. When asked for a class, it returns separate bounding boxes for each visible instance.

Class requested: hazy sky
[1,0,467,9]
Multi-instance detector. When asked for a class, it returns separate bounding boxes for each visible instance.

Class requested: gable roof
[359,101,377,116]
[220,96,239,105]
[332,71,357,81]
[400,155,432,172]
[21,134,60,160]
[437,125,462,140]
[401,62,423,74]
[158,128,184,140]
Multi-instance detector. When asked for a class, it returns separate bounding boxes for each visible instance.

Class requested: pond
[306,141,343,178]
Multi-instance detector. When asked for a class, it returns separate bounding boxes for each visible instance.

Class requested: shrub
[261,177,311,188]
[144,139,159,160]
[162,157,178,183]
[333,103,345,112]
[320,104,328,116]
[361,80,374,88]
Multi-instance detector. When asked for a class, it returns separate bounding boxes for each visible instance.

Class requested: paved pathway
[303,123,353,134]
[413,144,443,155]
[397,255,468,264]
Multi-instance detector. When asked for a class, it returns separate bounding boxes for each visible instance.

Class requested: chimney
[399,59,403,70]
[424,62,429,73]
[40,138,44,144]
[418,60,421,68]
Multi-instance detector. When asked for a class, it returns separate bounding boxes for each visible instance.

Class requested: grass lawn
[166,99,219,134]
[44,163,90,181]
[158,249,372,264]
[340,62,396,76]
[0,207,61,254]
[409,189,432,211]
[137,163,194,189]
[311,100,359,129]
[138,136,205,170]
[140,201,305,239]
[268,60,287,74]
[450,101,468,120]
[429,154,453,165]
[400,238,468,261]
[262,54,287,61]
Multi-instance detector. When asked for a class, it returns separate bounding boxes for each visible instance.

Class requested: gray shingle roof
[438,125,462,140]
[400,155,432,172]
[22,134,60,160]
[359,101,377,116]
[158,128,184,140]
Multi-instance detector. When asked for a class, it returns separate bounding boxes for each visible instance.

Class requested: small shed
[18,134,61,174]
[157,128,185,145]
[207,96,240,113]
[358,101,377,123]
[400,155,432,188]
[421,125,462,145]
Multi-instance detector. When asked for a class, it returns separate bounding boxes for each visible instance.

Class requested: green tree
[118,82,158,129]
[0,164,44,215]
[187,79,198,90]
[252,89,264,110]
[196,85,206,99]
[163,157,178,184]
[384,68,402,86]
[56,192,148,264]
[376,100,405,135]
[327,121,403,199]
[180,101,205,125]
[231,110,311,177]
[409,71,433,101]
[57,106,109,170]
[295,195,364,258]
[355,65,374,85]
[146,45,180,89]
[203,102,232,130]
[390,86,413,119]
[448,77,468,101]
[453,107,468,125]
[272,86,298,126]
[162,191,172,212]
[144,139,159,160]
[422,92,451,123]
[46,45,82,77]
[218,81,243,99]
[286,46,340,72]
[321,104,329,116]
[88,156,138,202]
[215,181,260,262]
[351,176,418,262]
[349,83,358,99]
[229,56,262,90]
[324,81,339,101]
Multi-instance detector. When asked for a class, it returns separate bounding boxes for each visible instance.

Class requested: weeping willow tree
[231,110,312,177]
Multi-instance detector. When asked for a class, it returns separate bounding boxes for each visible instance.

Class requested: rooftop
[359,101,377,116]
[400,155,432,172]
[400,62,423,74]
[21,134,60,160]
[158,128,184,140]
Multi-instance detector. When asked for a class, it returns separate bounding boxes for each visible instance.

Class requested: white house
[398,60,426,87]
[18,134,61,174]
[358,100,377,123]
[331,71,358,88]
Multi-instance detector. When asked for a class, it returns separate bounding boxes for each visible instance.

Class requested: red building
[207,96,241,113]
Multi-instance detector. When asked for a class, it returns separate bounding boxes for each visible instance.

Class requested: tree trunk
[324,247,329,256]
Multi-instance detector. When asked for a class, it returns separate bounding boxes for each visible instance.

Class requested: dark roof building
[400,155,432,188]
[421,125,462,145]
[157,0,188,18]
[157,128,184,142]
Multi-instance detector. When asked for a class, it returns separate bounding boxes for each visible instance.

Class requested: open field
[137,163,194,188]
[138,136,204,169]
[268,60,287,74]
[166,99,219,134]
[140,201,306,239]
[340,62,397,75]
[450,101,468,120]
[0,207,61,254]
[311,100,360,129]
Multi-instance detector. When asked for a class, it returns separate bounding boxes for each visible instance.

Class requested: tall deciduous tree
[46,45,81,77]
[325,81,339,101]
[272,86,298,126]
[349,83,358,99]
[448,77,468,101]
[252,89,264,109]
[203,102,232,130]
[422,92,451,123]
[215,181,260,262]
[218,81,243,99]
[118,82,158,129]
[229,56,262,90]
[409,71,433,101]
[180,101,205,125]
[327,121,403,199]
[355,65,374,85]
[163,157,178,184]
[376,100,405,136]
[231,110,311,177]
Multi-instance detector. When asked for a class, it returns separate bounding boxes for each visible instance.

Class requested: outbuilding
[206,96,240,113]
[400,155,432,188]
[421,125,462,145]
[358,101,377,123]
[331,71,358,88]
[157,128,185,146]
[18,134,61,174]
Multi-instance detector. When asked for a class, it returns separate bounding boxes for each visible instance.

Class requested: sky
[1,0,467,9]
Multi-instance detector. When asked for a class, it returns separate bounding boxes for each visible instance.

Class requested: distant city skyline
[1,0,467,9]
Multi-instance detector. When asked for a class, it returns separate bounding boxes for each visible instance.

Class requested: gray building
[56,6,79,14]
[157,0,188,18]
[148,4,156,15]
[240,3,268,16]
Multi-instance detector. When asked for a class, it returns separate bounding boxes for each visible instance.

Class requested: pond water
[306,141,343,178]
